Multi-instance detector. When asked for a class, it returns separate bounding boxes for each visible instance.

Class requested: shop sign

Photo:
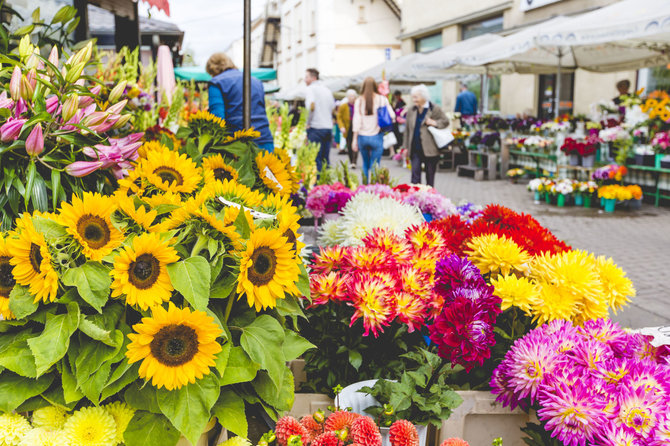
[520,0,564,12]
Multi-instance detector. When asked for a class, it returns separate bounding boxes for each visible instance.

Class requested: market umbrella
[348,52,455,87]
[156,45,176,104]
[173,67,278,82]
[411,33,505,72]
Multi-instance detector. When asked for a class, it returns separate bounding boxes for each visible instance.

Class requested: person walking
[337,89,358,168]
[392,90,406,157]
[404,84,449,187]
[454,82,478,117]
[206,52,274,152]
[352,77,395,182]
[305,68,335,173]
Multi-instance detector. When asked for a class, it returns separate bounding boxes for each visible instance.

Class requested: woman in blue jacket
[206,53,274,152]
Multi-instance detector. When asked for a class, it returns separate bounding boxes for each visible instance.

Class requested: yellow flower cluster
[641,96,670,121]
[598,184,643,201]
[468,235,635,325]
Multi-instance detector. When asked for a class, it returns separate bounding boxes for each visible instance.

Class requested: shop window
[538,73,574,120]
[415,33,442,53]
[638,66,670,94]
[462,15,503,40]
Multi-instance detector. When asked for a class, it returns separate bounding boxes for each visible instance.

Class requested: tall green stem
[222,289,236,325]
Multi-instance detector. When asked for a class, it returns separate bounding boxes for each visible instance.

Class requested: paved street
[324,152,670,329]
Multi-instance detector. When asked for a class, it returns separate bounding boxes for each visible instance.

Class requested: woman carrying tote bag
[352,77,395,182]
[403,84,449,187]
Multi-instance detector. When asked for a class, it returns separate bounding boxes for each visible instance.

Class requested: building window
[638,66,670,94]
[461,15,503,40]
[415,33,442,53]
[358,5,366,24]
[311,10,316,35]
[538,73,574,120]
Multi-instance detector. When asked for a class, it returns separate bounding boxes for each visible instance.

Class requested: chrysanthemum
[389,419,418,446]
[110,233,179,310]
[530,281,581,325]
[324,411,360,432]
[349,275,395,337]
[58,192,124,261]
[256,151,292,196]
[350,417,382,446]
[62,406,117,446]
[0,235,16,320]
[7,213,59,303]
[237,227,301,311]
[594,256,635,313]
[104,401,135,444]
[32,406,68,431]
[202,154,239,183]
[537,381,607,446]
[490,274,537,314]
[0,413,31,446]
[141,146,202,194]
[126,303,223,390]
[506,332,562,403]
[275,416,309,446]
[465,233,531,277]
[18,428,69,446]
[613,384,660,436]
[310,272,348,305]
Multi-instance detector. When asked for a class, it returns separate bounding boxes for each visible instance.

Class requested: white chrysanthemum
[0,413,31,446]
[18,428,69,446]
[318,192,424,247]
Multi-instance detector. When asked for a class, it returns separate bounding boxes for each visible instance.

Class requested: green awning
[174,66,277,82]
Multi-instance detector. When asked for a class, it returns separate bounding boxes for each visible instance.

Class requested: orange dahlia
[300,415,324,444]
[389,420,418,446]
[312,246,347,275]
[276,416,309,446]
[350,417,382,446]
[310,272,348,306]
[324,411,360,433]
[349,275,395,337]
[312,432,342,446]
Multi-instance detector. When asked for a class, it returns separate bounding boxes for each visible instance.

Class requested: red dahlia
[389,420,419,446]
[324,411,360,432]
[350,416,382,446]
[440,439,470,446]
[300,415,324,444]
[276,416,309,446]
[311,432,342,446]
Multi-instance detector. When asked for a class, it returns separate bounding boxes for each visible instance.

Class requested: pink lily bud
[81,111,107,128]
[106,99,128,115]
[111,114,132,130]
[108,81,127,103]
[25,124,44,156]
[46,95,59,114]
[61,94,79,122]
[20,75,34,101]
[78,94,95,108]
[0,91,14,110]
[9,66,21,101]
[89,85,102,96]
[65,160,103,177]
[0,118,26,142]
[47,46,59,72]
[14,99,27,117]
[26,69,37,89]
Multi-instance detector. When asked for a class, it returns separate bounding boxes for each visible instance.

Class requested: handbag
[427,125,455,149]
[376,97,394,133]
[383,132,397,149]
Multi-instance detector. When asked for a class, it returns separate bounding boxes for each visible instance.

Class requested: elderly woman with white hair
[337,89,358,167]
[403,84,449,187]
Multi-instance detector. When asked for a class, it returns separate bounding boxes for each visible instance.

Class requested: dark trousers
[307,128,332,173]
[345,130,357,165]
[411,150,439,187]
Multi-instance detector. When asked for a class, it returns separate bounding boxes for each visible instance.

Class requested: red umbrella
[141,0,170,16]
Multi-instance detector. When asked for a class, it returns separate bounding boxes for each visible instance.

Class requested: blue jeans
[358,133,384,181]
[307,128,332,173]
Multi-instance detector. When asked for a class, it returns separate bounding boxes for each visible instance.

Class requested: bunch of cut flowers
[591,164,628,182]
[598,184,643,201]
[306,182,354,218]
[401,188,457,220]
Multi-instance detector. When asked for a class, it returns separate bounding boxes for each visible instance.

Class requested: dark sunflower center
[154,166,184,186]
[248,246,277,286]
[29,244,42,273]
[150,324,199,367]
[76,214,111,249]
[214,168,234,182]
[128,253,160,289]
[283,229,298,253]
[0,258,15,297]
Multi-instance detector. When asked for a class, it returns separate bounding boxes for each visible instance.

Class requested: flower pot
[423,212,433,223]
[533,191,541,202]
[634,154,655,166]
[381,425,428,446]
[662,159,670,169]
[583,195,591,208]
[569,154,580,166]
[628,198,642,210]
[604,198,616,213]
[574,194,584,206]
[656,153,664,168]
[545,193,552,204]
[440,391,532,446]
[600,197,606,207]
[557,194,566,207]
[581,154,595,168]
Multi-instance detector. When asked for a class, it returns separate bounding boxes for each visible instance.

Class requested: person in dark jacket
[206,52,274,152]
[454,82,478,116]
[404,84,449,187]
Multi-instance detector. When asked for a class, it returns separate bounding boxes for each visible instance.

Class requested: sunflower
[237,227,301,311]
[193,207,243,250]
[276,207,304,257]
[202,154,239,183]
[116,167,145,197]
[62,407,116,446]
[225,128,261,143]
[141,191,183,208]
[126,303,223,390]
[465,233,531,277]
[114,193,159,232]
[188,110,226,128]
[274,148,300,194]
[261,191,296,215]
[7,214,59,303]
[0,235,16,320]
[203,178,264,209]
[111,233,179,310]
[140,147,202,195]
[255,151,292,196]
[58,192,124,261]
[157,198,204,232]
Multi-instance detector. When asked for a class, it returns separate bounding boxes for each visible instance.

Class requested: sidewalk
[330,152,670,329]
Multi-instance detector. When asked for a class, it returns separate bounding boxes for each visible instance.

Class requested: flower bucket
[583,195,591,208]
[656,154,663,169]
[380,425,428,446]
[556,194,566,207]
[569,154,580,166]
[422,212,433,222]
[604,198,616,213]
[600,197,606,207]
[574,194,584,206]
[544,193,552,204]
[581,154,595,168]
[533,191,541,202]
[628,198,642,210]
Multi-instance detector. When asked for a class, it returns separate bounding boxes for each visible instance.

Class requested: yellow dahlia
[255,151,292,196]
[237,227,301,311]
[32,406,68,431]
[141,147,202,194]
[490,274,538,314]
[62,406,116,446]
[405,225,445,252]
[531,280,581,325]
[58,192,124,261]
[7,214,59,303]
[594,256,635,313]
[202,154,239,183]
[111,233,179,310]
[465,233,531,277]
[126,303,223,390]
[0,413,31,446]
[0,235,16,320]
[104,401,135,444]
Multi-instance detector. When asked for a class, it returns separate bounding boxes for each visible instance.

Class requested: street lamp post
[243,0,252,129]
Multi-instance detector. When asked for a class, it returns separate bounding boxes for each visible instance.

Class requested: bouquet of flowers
[402,189,457,220]
[592,164,627,182]
[506,168,525,179]
[553,178,575,196]
[491,319,670,446]
[598,184,643,201]
[576,181,598,195]
[598,126,630,143]
[306,183,353,218]
[651,131,670,154]
[560,137,598,156]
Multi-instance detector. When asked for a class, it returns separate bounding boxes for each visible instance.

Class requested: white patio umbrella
[411,33,505,72]
[348,52,453,87]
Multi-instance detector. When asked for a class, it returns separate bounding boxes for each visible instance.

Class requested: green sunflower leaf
[27,302,80,377]
[0,371,53,412]
[212,389,248,438]
[252,368,294,412]
[220,345,259,386]
[296,263,311,300]
[124,411,181,446]
[239,315,285,389]
[61,262,111,313]
[8,285,38,320]
[282,331,314,362]
[167,257,211,311]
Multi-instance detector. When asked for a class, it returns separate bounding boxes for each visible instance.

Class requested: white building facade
[277,0,402,90]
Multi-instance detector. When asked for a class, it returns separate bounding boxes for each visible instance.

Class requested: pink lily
[46,96,59,115]
[0,92,13,110]
[14,99,27,117]
[9,66,21,101]
[0,117,26,142]
[25,124,44,156]
[65,160,104,177]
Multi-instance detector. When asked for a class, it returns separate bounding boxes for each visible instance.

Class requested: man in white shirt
[305,68,335,173]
